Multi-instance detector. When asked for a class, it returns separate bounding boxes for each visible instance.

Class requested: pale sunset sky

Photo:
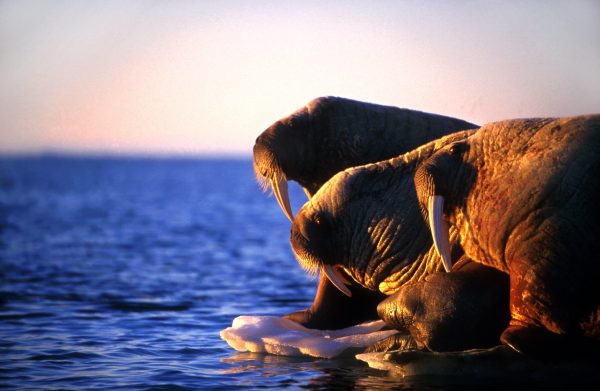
[1,0,599,156]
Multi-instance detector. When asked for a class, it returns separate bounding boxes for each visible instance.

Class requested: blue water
[0,156,421,390]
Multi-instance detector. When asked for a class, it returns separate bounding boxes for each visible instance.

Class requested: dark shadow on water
[219,350,600,391]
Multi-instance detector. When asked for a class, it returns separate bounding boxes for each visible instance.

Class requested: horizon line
[0,149,253,160]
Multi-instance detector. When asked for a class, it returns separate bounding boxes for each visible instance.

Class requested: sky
[1,0,599,156]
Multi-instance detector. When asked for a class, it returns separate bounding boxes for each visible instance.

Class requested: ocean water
[3,156,596,390]
[0,156,421,390]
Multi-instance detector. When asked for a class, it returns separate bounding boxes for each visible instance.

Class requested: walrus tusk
[428,195,453,272]
[322,265,352,297]
[270,174,294,222]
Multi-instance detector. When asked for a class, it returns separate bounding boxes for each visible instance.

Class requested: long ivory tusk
[322,265,352,297]
[428,195,453,272]
[270,175,294,222]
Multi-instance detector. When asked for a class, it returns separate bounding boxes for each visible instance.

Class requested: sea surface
[2,156,589,390]
[0,156,425,390]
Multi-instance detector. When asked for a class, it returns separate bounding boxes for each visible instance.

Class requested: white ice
[220,315,398,359]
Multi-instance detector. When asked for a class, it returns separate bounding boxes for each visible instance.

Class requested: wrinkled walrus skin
[291,115,600,356]
[253,96,478,330]
[377,259,509,352]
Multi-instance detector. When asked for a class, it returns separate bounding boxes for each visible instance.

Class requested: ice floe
[220,316,397,359]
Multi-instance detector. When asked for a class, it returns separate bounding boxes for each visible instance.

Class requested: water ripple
[29,351,103,361]
[106,301,194,312]
[0,312,55,320]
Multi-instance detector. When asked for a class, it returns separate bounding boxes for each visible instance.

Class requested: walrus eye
[449,142,468,156]
[313,211,330,226]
